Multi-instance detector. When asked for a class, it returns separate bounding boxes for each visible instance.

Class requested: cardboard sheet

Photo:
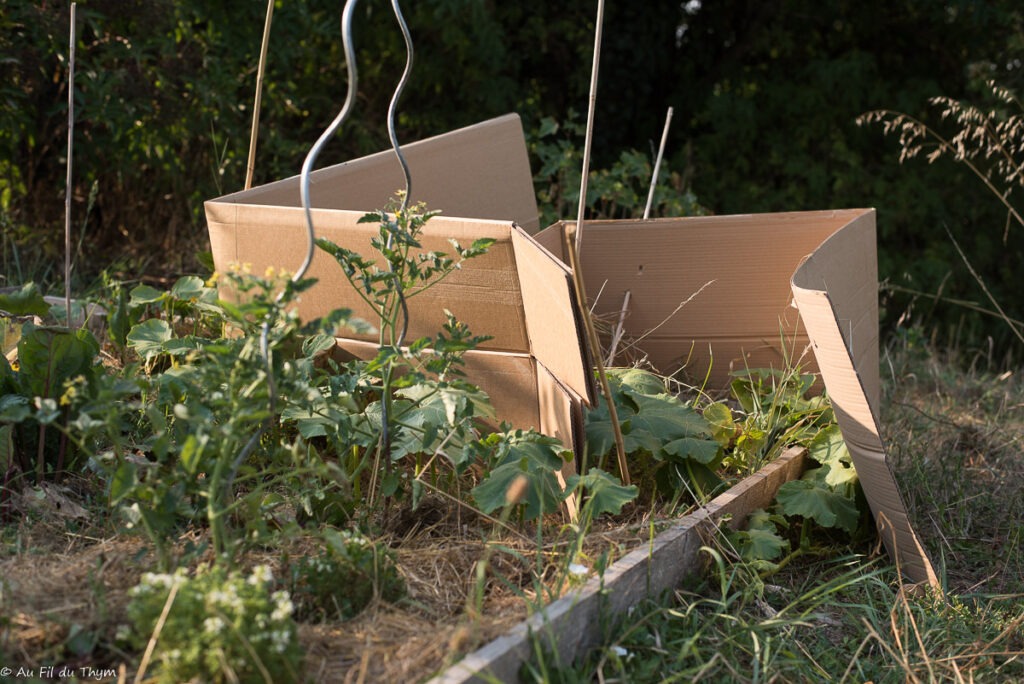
[209,113,539,232]
[791,211,937,586]
[535,209,937,586]
[535,212,864,389]
[330,338,584,517]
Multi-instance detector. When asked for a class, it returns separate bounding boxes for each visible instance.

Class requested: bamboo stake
[643,106,674,220]
[64,3,76,324]
[565,0,630,485]
[245,0,275,191]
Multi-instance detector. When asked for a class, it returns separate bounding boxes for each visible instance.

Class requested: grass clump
[536,331,1024,682]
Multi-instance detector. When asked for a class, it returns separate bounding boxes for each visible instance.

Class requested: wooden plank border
[429,446,807,683]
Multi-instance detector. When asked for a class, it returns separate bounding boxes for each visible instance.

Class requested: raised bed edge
[429,445,808,683]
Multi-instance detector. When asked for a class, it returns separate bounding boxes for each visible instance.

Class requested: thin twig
[134,581,180,684]
[643,106,673,220]
[945,226,1024,346]
[244,0,275,191]
[65,3,76,322]
[605,289,631,366]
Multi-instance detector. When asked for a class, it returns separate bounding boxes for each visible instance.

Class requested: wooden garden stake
[245,0,275,191]
[643,106,674,220]
[565,0,630,485]
[65,2,76,322]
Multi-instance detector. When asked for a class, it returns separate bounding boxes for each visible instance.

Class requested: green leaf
[302,333,337,359]
[0,394,31,423]
[179,434,206,475]
[169,276,206,301]
[776,478,860,533]
[126,319,172,360]
[808,425,858,489]
[129,284,166,306]
[17,324,100,397]
[729,526,790,561]
[661,436,721,464]
[471,460,564,520]
[0,282,50,316]
[573,468,638,516]
[703,402,736,446]
[109,459,137,503]
[606,367,666,396]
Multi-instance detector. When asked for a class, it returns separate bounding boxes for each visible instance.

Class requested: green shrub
[287,529,404,621]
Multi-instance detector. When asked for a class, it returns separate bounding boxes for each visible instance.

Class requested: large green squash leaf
[776,478,860,533]
[0,282,50,317]
[17,323,99,397]
[567,468,638,517]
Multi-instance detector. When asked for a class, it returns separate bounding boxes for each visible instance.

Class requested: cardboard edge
[511,225,597,404]
[428,447,808,684]
[208,113,540,232]
[790,210,938,588]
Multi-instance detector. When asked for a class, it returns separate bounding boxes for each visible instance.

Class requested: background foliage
[2,0,1024,356]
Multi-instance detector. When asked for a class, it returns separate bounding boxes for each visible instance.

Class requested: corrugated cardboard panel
[330,340,540,432]
[206,205,532,352]
[791,210,936,586]
[535,212,864,386]
[330,338,584,445]
[510,228,596,403]
[331,338,582,517]
[208,114,539,232]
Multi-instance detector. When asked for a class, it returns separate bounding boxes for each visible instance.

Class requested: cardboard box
[534,212,863,388]
[204,115,594,505]
[535,210,936,585]
[205,113,935,584]
[791,211,937,586]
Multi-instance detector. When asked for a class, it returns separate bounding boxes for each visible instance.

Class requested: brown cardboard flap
[208,114,539,232]
[791,211,937,586]
[331,338,583,517]
[206,205,532,352]
[331,338,541,432]
[535,211,865,387]
[511,228,596,403]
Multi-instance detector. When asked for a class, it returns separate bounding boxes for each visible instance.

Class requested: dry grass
[0,482,676,682]
[882,334,1024,596]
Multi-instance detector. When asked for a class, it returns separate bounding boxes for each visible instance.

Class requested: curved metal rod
[388,0,414,216]
[387,0,414,350]
[298,0,360,285]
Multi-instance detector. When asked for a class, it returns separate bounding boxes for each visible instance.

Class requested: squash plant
[0,282,101,484]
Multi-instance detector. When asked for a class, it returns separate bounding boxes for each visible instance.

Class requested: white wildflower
[271,591,294,622]
[248,564,274,586]
[269,627,292,654]
[203,616,226,634]
[567,563,589,578]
